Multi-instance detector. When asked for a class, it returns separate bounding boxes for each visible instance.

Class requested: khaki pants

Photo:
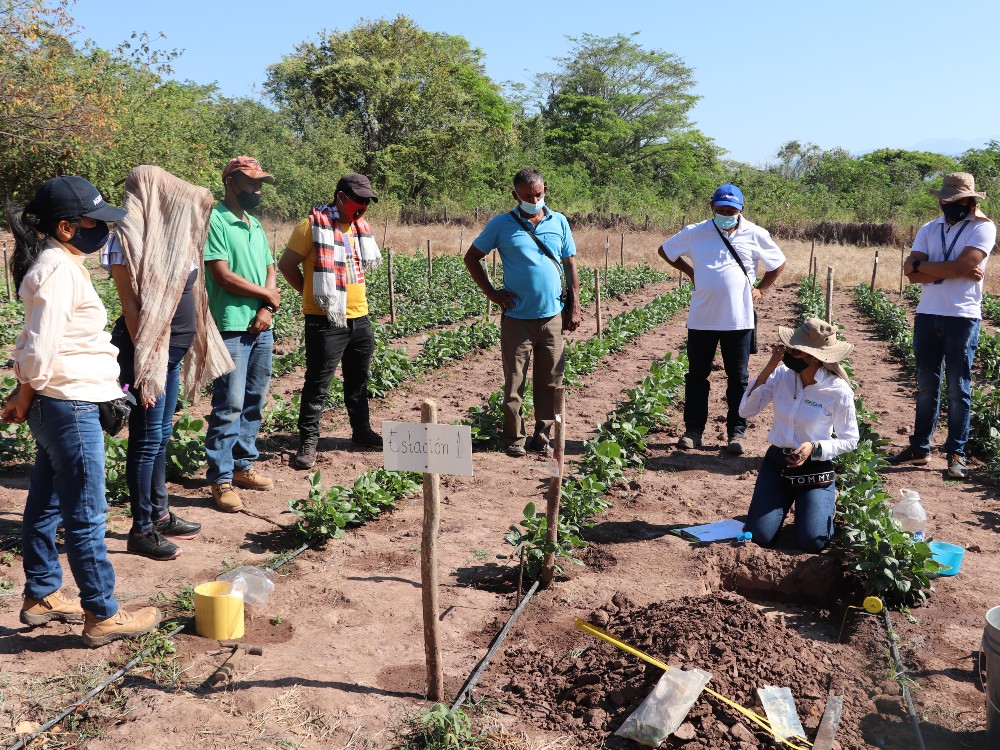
[501,314,564,448]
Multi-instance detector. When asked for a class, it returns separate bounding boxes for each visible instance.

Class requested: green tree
[265,15,515,204]
[960,141,1000,215]
[538,32,702,184]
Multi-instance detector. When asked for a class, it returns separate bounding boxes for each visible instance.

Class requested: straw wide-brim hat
[778,318,854,363]
[930,172,987,203]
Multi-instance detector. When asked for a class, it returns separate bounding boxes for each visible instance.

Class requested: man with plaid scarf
[278,173,383,470]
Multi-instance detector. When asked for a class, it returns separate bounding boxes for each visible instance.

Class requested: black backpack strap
[714,222,751,281]
[510,210,565,280]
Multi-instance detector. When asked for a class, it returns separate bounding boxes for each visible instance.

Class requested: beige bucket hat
[929,172,986,203]
[778,318,854,363]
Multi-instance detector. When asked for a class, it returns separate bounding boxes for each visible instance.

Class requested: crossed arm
[903,246,987,284]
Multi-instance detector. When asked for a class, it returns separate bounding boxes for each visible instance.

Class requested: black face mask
[941,202,971,223]
[236,190,262,211]
[783,352,809,372]
[67,221,110,255]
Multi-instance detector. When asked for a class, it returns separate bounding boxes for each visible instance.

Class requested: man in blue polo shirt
[464,167,581,457]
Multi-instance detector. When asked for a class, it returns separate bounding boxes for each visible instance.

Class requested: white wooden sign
[382,421,474,476]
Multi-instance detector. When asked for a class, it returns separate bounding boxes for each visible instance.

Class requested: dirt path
[1,278,998,749]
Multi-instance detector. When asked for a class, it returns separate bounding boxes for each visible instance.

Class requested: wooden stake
[811,256,817,297]
[870,250,879,291]
[458,228,464,256]
[825,267,834,323]
[540,387,566,588]
[426,239,433,295]
[3,244,10,301]
[678,268,683,288]
[899,245,906,295]
[594,269,603,337]
[474,206,480,223]
[387,247,396,325]
[808,239,815,283]
[619,232,625,267]
[604,235,610,274]
[644,214,650,231]
[420,399,444,701]
[273,228,278,261]
[382,218,389,248]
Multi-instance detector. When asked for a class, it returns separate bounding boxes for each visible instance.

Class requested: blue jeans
[206,330,273,484]
[745,450,836,553]
[126,346,187,533]
[23,396,118,619]
[911,313,979,456]
[684,328,752,438]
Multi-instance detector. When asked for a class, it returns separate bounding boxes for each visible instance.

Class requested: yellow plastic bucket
[194,581,244,640]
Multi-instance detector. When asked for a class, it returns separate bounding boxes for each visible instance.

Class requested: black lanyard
[939,220,970,262]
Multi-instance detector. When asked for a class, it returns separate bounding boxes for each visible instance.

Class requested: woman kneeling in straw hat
[738,318,860,552]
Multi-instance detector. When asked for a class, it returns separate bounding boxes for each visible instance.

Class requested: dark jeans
[298,314,375,443]
[744,448,837,553]
[910,313,979,456]
[126,346,187,534]
[684,328,752,438]
[23,396,118,618]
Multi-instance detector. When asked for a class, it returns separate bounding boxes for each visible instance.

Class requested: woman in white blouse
[738,318,859,552]
[2,176,160,646]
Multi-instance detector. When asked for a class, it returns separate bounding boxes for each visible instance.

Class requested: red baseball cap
[222,156,274,184]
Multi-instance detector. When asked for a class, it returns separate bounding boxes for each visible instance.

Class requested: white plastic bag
[217,566,275,607]
[757,686,806,743]
[614,668,712,747]
[891,488,928,538]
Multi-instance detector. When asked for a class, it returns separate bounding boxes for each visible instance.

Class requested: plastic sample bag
[614,668,712,747]
[217,566,275,607]
[891,488,928,538]
[757,686,807,743]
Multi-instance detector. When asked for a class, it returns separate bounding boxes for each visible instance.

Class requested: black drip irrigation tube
[0,537,21,554]
[450,579,540,712]
[882,607,927,750]
[5,542,312,750]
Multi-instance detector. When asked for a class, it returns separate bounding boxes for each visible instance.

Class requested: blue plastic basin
[929,541,965,577]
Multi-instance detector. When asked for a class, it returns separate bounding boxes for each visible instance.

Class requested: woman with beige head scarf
[738,318,860,552]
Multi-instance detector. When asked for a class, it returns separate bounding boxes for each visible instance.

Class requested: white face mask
[519,199,545,215]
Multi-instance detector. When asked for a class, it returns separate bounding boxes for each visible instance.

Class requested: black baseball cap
[335,173,378,202]
[26,175,127,222]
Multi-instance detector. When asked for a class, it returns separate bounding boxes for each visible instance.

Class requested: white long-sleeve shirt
[11,241,122,402]
[739,365,859,458]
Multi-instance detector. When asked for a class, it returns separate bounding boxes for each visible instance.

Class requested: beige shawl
[114,165,234,401]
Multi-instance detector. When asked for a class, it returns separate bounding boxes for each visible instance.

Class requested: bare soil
[1,255,999,749]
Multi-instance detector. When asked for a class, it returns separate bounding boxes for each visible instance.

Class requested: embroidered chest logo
[803,398,824,409]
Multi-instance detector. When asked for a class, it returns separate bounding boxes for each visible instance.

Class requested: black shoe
[726,435,745,455]
[677,432,702,450]
[351,428,383,448]
[154,512,201,539]
[525,435,550,453]
[506,443,527,457]
[887,446,930,466]
[127,530,180,561]
[293,442,317,470]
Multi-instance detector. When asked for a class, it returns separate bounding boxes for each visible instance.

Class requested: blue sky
[73,0,1000,166]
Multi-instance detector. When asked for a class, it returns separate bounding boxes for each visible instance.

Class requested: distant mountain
[910,136,1000,156]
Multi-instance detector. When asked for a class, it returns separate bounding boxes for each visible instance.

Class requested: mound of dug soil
[495,592,890,748]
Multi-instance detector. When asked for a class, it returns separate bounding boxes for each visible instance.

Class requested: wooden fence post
[808,239,815,283]
[426,239,433,295]
[594,268,603,337]
[811,256,817,297]
[458,228,464,256]
[619,232,625,267]
[387,247,396,325]
[825,267,834,323]
[420,399,444,701]
[540,387,566,588]
[870,250,879,291]
[382,218,389,249]
[604,235,610,274]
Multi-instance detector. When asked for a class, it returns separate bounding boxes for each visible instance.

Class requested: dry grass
[259,219,1000,295]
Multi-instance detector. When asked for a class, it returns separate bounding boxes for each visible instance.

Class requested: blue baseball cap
[711,184,744,210]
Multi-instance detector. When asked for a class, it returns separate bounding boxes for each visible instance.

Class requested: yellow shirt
[285,217,368,319]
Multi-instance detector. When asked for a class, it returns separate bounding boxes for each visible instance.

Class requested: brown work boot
[82,607,162,648]
[232,466,274,490]
[20,590,85,626]
[211,482,243,512]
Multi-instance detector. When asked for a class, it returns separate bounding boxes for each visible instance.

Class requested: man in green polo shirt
[204,156,281,512]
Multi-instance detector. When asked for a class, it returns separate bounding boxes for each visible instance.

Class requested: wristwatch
[261,303,278,313]
[912,260,921,272]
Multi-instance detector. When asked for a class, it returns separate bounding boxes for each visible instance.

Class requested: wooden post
[426,239,433,294]
[594,269,603,337]
[825,267,834,322]
[420,399,444,701]
[899,245,906,295]
[443,206,449,223]
[604,235,610,274]
[458,228,464,256]
[811,256,817,297]
[678,268,683,288]
[644,214,650,232]
[387,247,396,325]
[619,232,625,267]
[808,239,815,283]
[273,228,279,260]
[909,225,914,247]
[3,243,10,301]
[382,218,389,248]
[870,250,879,291]
[540,387,566,588]
[474,206,480,223]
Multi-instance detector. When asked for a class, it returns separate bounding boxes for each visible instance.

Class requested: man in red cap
[203,156,281,510]
[278,173,383,469]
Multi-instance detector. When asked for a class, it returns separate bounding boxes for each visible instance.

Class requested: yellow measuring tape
[574,619,813,750]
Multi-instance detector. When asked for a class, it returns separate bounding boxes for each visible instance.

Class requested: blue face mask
[67,221,110,254]
[713,213,739,231]
[519,199,545,215]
